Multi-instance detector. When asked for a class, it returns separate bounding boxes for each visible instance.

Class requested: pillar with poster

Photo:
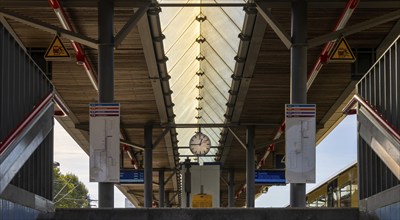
[89,103,120,183]
[285,104,316,183]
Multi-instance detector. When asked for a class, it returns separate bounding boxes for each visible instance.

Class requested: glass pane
[340,183,351,207]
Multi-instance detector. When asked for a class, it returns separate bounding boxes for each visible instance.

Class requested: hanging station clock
[189,132,211,156]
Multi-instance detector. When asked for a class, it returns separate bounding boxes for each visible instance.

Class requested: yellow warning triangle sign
[329,37,356,63]
[44,36,70,60]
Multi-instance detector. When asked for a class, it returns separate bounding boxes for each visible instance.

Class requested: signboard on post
[285,104,316,183]
[89,103,120,182]
[255,170,286,185]
[120,170,144,184]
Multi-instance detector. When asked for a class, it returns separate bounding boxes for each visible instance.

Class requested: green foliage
[53,167,89,208]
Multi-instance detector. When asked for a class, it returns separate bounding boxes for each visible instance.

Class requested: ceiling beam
[254,1,400,8]
[0,7,98,49]
[256,3,291,49]
[308,9,400,48]
[138,8,181,205]
[220,11,268,163]
[1,1,399,8]
[376,20,400,58]
[0,0,151,8]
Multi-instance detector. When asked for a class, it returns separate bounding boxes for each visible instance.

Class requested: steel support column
[246,126,255,208]
[144,126,153,207]
[165,191,170,207]
[228,169,235,207]
[97,0,114,208]
[159,169,165,207]
[290,0,307,208]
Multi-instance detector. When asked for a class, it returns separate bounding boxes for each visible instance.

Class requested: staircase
[344,35,400,219]
[0,23,54,217]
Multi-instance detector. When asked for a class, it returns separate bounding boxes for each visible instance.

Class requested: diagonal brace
[256,3,291,49]
[164,170,176,185]
[153,127,171,149]
[228,127,247,150]
[0,7,98,49]
[308,9,400,48]
[114,3,150,48]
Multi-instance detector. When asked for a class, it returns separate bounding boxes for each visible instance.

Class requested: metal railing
[356,36,399,132]
[354,35,400,200]
[0,23,53,146]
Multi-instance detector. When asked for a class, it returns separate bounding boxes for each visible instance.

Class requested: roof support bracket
[114,2,151,48]
[0,7,98,49]
[308,9,400,48]
[164,170,177,185]
[228,127,247,150]
[153,127,171,149]
[256,3,292,49]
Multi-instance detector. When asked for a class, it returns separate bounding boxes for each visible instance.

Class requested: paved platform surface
[39,207,371,220]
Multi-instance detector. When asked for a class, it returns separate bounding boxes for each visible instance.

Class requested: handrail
[343,94,400,143]
[0,92,54,155]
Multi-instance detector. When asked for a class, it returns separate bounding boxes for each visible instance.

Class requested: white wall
[182,164,220,207]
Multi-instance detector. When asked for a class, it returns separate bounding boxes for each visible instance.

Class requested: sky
[54,115,357,208]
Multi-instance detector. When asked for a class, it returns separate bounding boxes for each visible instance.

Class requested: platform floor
[38,207,370,220]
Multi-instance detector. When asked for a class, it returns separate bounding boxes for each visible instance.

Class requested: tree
[53,167,89,208]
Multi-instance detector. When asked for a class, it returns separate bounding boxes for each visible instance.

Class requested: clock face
[189,132,211,156]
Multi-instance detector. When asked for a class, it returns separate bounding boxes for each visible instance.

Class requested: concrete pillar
[144,126,153,207]
[228,169,235,207]
[246,126,255,208]
[97,0,114,208]
[290,0,307,208]
[159,169,165,207]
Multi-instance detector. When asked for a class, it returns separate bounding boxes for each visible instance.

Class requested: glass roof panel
[201,8,241,51]
[159,0,245,161]
[161,7,200,52]
[166,21,199,69]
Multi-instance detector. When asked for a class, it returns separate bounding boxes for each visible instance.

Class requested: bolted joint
[157,56,169,64]
[161,75,171,81]
[196,54,205,61]
[196,36,206,44]
[243,5,257,14]
[196,70,205,76]
[231,74,241,81]
[148,6,162,15]
[153,34,166,42]
[195,13,207,22]
[228,90,238,95]
[238,33,251,41]
[234,56,245,63]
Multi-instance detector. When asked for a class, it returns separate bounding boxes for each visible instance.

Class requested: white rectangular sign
[89,103,120,182]
[285,104,316,183]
